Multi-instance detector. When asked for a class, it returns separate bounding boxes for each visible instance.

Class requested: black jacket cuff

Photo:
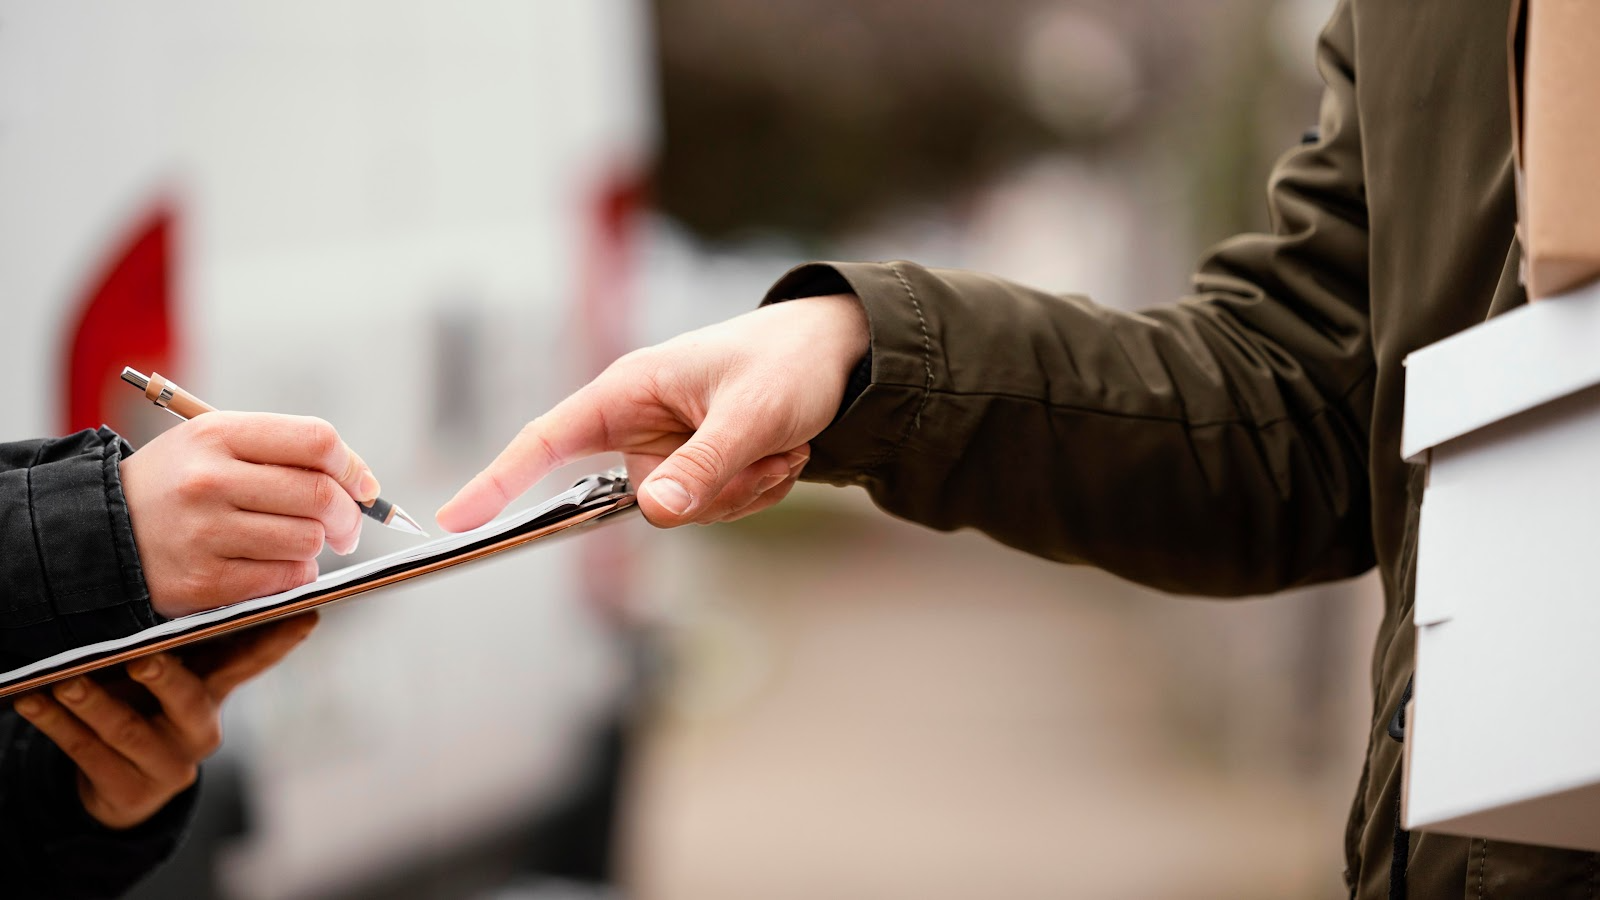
[29,429,151,616]
[0,428,157,671]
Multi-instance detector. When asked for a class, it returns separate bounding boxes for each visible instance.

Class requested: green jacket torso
[768,1,1594,896]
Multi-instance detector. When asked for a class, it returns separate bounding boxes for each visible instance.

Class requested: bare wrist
[790,292,869,374]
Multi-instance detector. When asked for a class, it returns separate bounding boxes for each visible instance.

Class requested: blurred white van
[0,2,654,896]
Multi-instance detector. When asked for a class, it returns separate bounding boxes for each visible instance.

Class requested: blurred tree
[649,0,1218,241]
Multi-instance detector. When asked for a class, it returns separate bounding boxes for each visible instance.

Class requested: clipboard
[0,469,638,701]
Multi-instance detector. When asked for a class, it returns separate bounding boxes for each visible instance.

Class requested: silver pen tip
[385,505,429,537]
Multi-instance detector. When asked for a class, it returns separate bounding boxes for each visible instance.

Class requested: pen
[119,366,427,536]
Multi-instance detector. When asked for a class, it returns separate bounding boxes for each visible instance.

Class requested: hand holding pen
[123,368,423,536]
[118,368,424,618]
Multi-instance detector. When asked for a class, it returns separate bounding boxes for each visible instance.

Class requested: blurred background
[0,0,1380,898]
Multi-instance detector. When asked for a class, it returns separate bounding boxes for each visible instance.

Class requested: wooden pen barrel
[145,371,218,419]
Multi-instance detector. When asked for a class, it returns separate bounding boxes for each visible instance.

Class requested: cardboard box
[1401,279,1600,851]
[1510,0,1600,298]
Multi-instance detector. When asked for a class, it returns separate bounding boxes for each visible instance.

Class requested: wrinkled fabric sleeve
[0,428,193,894]
[0,707,196,899]
[0,427,158,672]
[764,2,1373,597]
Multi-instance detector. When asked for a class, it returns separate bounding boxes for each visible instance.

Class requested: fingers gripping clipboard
[0,470,638,700]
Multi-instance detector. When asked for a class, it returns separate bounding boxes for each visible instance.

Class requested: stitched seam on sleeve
[864,364,1376,432]
[22,444,61,628]
[1476,838,1488,900]
[862,264,935,478]
[98,439,136,608]
[894,264,934,429]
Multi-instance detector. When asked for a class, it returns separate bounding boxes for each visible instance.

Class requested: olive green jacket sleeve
[764,1,1375,597]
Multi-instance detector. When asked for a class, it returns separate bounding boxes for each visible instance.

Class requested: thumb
[636,419,770,526]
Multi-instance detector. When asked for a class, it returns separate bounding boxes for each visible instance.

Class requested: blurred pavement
[625,485,1381,900]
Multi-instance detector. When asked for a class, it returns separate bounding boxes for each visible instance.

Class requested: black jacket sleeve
[0,707,197,899]
[0,427,160,672]
[0,427,195,897]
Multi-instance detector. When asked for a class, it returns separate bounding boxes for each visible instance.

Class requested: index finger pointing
[436,393,610,532]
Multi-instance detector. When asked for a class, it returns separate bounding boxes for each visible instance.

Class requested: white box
[1401,279,1600,851]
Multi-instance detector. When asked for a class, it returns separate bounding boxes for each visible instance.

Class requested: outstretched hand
[437,294,869,530]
